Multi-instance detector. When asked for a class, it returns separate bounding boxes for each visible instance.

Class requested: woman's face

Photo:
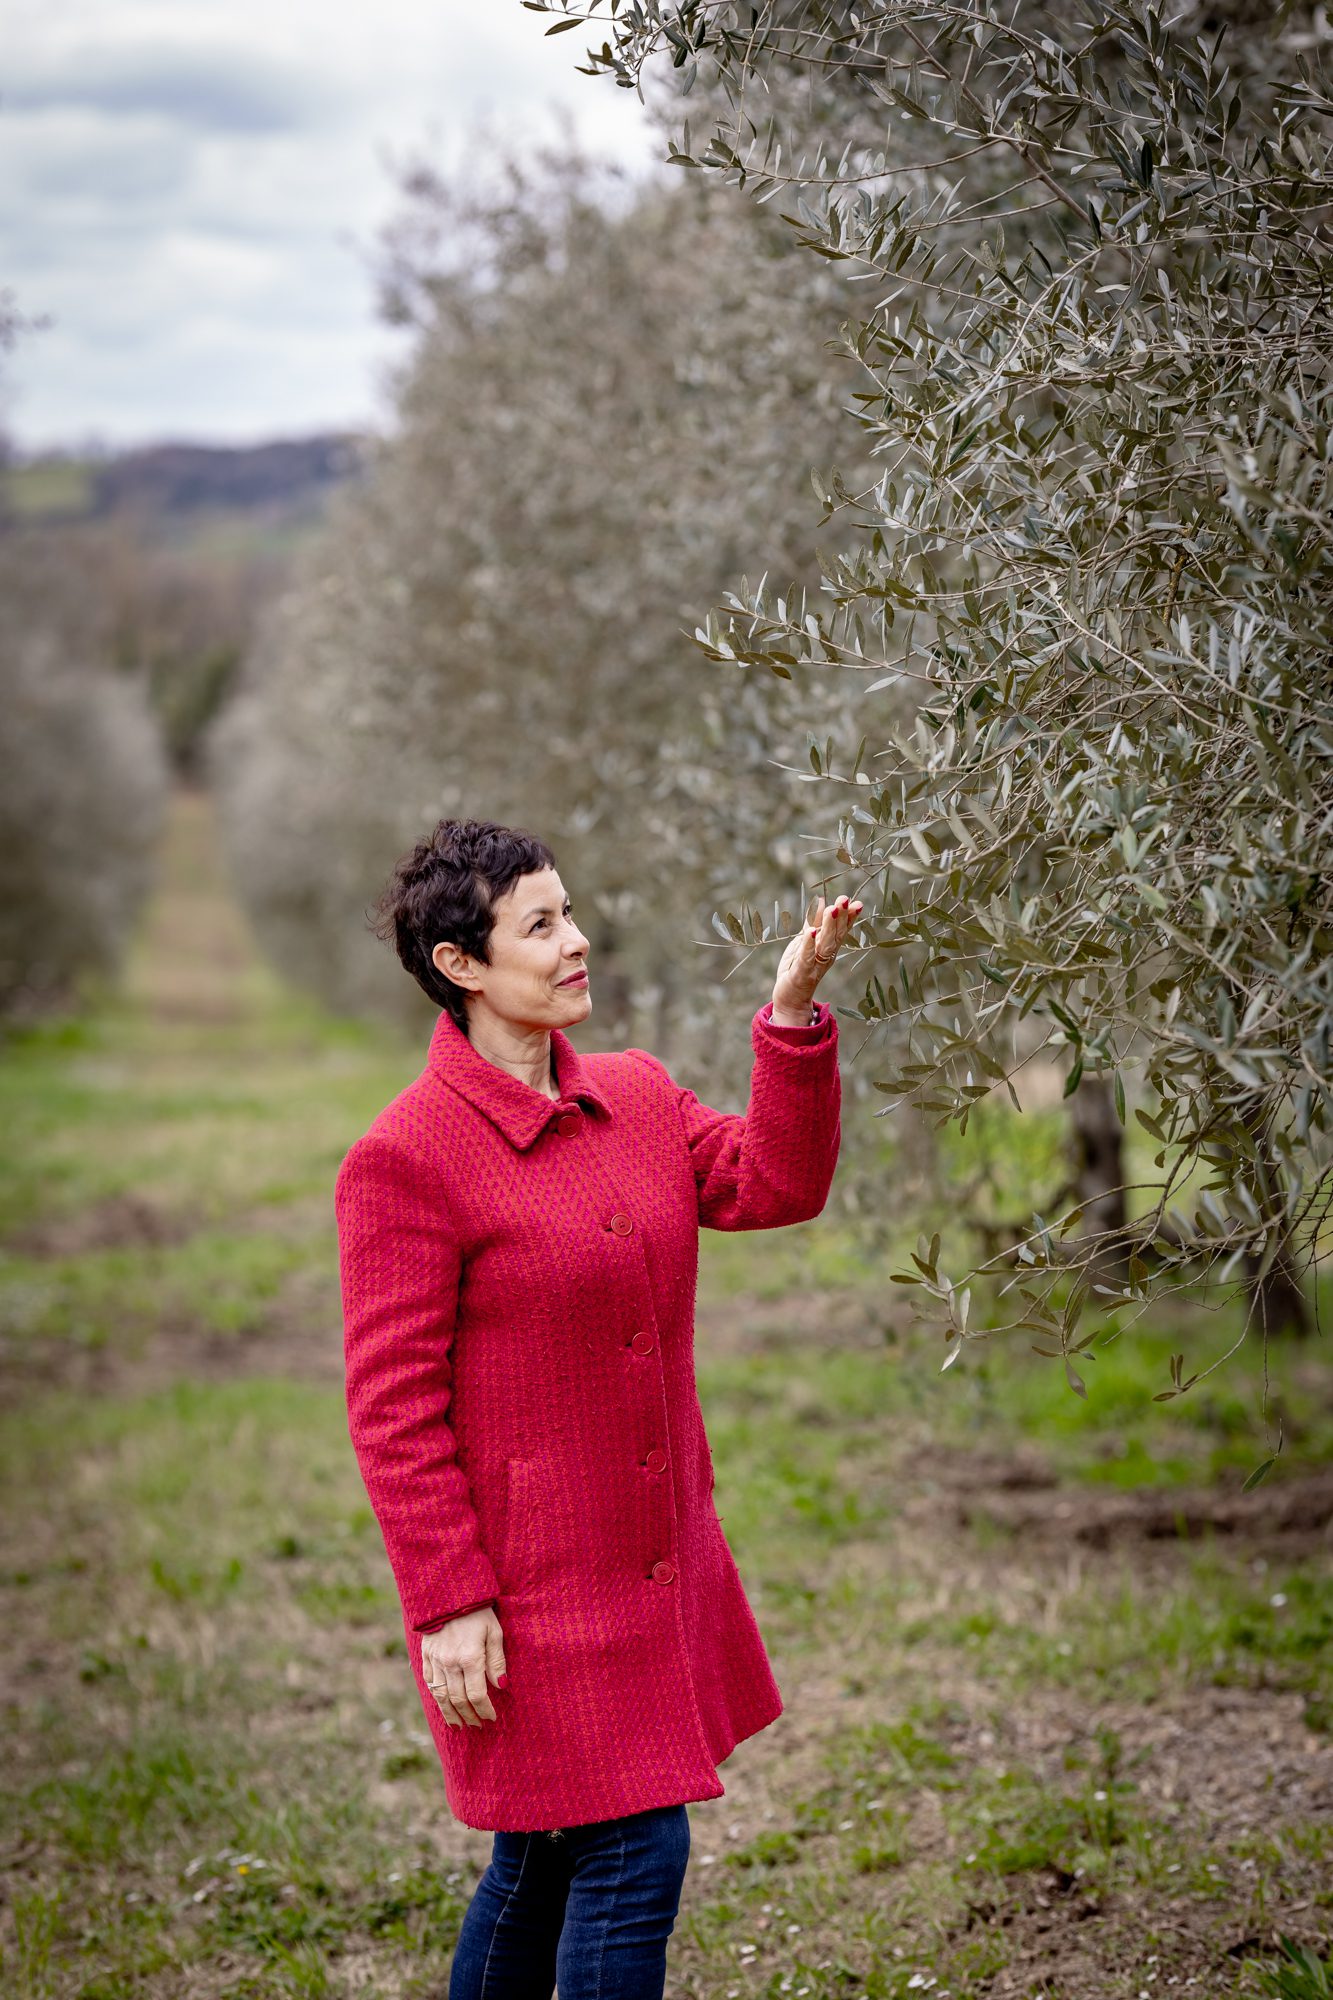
[432,866,592,1033]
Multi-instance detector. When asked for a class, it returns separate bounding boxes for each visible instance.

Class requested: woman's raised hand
[770,892,863,1025]
[422,1606,508,1727]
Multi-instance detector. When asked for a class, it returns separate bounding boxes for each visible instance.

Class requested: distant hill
[0,430,376,774]
[3,432,369,531]
[95,434,366,517]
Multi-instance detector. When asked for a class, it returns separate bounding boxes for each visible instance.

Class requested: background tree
[210,141,875,1098]
[0,523,170,1017]
[528,0,1333,1407]
[0,296,170,1018]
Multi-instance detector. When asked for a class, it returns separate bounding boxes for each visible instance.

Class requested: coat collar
[426,1008,614,1152]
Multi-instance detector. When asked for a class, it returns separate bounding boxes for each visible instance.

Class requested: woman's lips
[558,970,589,987]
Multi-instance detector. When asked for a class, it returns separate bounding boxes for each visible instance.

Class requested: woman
[335,818,860,1998]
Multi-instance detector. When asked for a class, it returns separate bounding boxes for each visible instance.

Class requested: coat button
[645,1448,667,1474]
[651,1560,676,1584]
[630,1330,655,1356]
[609,1212,634,1235]
[556,1113,581,1136]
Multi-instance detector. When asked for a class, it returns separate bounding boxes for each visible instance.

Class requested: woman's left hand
[771,892,863,1025]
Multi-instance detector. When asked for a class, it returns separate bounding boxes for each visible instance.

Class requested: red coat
[334,997,841,1831]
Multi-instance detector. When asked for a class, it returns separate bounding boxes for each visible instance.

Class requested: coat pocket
[498,1458,532,1596]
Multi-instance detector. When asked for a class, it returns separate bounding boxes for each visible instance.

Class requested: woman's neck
[465,1014,559,1098]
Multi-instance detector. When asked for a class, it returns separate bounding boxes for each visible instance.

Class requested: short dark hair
[371,819,557,1033]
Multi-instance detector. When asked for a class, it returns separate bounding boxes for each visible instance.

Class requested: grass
[1,458,97,520]
[1,788,1329,1999]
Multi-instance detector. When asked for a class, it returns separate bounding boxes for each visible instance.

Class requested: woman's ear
[432,939,474,988]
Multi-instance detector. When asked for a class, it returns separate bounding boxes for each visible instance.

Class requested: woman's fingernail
[497,1673,509,1688]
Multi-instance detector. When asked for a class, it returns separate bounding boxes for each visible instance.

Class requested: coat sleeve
[417,1600,493,1633]
[335,1129,500,1633]
[630,998,841,1231]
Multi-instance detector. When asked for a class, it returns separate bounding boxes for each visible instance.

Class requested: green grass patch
[2,458,96,519]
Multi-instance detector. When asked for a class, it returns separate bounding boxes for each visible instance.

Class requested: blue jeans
[448,1802,692,1999]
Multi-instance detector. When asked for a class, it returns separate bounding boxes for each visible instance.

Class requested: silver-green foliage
[529,1,1333,1385]
[211,146,866,1073]
[0,533,169,1014]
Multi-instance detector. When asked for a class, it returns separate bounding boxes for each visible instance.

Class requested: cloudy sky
[1,2,661,451]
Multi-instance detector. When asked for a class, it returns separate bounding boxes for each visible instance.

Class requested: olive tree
[528,0,1333,1414]
[0,528,170,1015]
[212,144,872,1089]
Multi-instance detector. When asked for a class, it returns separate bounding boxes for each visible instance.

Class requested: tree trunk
[1238,1091,1311,1337]
[1069,1077,1128,1283]
[1242,1242,1312,1338]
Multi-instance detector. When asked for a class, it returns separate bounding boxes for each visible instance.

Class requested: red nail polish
[497,1673,509,1688]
